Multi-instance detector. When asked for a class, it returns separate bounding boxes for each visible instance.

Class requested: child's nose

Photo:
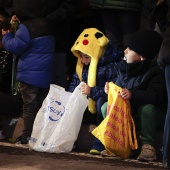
[81,58,86,64]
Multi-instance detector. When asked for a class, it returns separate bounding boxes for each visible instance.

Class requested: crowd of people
[0,0,170,169]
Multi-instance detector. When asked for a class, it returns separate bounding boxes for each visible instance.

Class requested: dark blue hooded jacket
[2,3,56,88]
[68,42,123,101]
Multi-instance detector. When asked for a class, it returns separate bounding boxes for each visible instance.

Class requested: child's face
[79,52,91,65]
[124,48,143,63]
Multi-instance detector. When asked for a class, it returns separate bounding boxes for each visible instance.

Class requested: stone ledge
[0,141,164,168]
[2,118,164,160]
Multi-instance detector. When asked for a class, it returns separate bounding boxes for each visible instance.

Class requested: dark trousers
[101,10,141,48]
[96,96,107,125]
[20,82,49,138]
[163,65,170,164]
[82,108,97,125]
[90,96,107,151]
[81,96,108,125]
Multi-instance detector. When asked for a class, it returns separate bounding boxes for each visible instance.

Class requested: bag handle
[127,113,138,150]
[109,82,121,93]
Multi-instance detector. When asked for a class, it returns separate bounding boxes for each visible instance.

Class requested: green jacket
[89,0,143,11]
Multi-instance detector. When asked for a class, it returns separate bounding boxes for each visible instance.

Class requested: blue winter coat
[68,42,123,101]
[2,18,56,88]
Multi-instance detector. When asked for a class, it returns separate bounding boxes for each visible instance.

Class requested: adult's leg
[119,10,141,40]
[163,65,170,167]
[101,10,141,48]
[101,10,121,46]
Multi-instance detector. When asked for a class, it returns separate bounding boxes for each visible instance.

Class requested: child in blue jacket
[2,1,56,144]
[68,28,123,124]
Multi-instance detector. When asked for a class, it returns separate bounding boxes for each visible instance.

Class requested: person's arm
[2,24,30,55]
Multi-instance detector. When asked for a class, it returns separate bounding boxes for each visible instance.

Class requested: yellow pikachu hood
[71,28,109,114]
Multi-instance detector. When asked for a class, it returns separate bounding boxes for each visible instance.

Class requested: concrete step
[2,118,164,160]
[0,140,164,169]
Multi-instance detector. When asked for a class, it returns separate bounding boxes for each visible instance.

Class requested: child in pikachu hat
[68,28,123,124]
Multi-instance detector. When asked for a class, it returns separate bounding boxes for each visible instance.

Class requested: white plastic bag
[29,82,88,153]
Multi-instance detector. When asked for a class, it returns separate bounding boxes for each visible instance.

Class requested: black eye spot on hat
[84,34,89,37]
[95,32,103,39]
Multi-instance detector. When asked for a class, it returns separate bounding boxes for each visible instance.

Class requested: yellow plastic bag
[92,82,138,158]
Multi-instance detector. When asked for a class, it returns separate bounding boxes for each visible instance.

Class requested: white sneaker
[0,130,6,140]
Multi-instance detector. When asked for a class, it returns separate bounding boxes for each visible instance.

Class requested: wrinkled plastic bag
[29,82,88,153]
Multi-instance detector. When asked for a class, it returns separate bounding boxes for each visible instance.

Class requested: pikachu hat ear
[95,32,109,47]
